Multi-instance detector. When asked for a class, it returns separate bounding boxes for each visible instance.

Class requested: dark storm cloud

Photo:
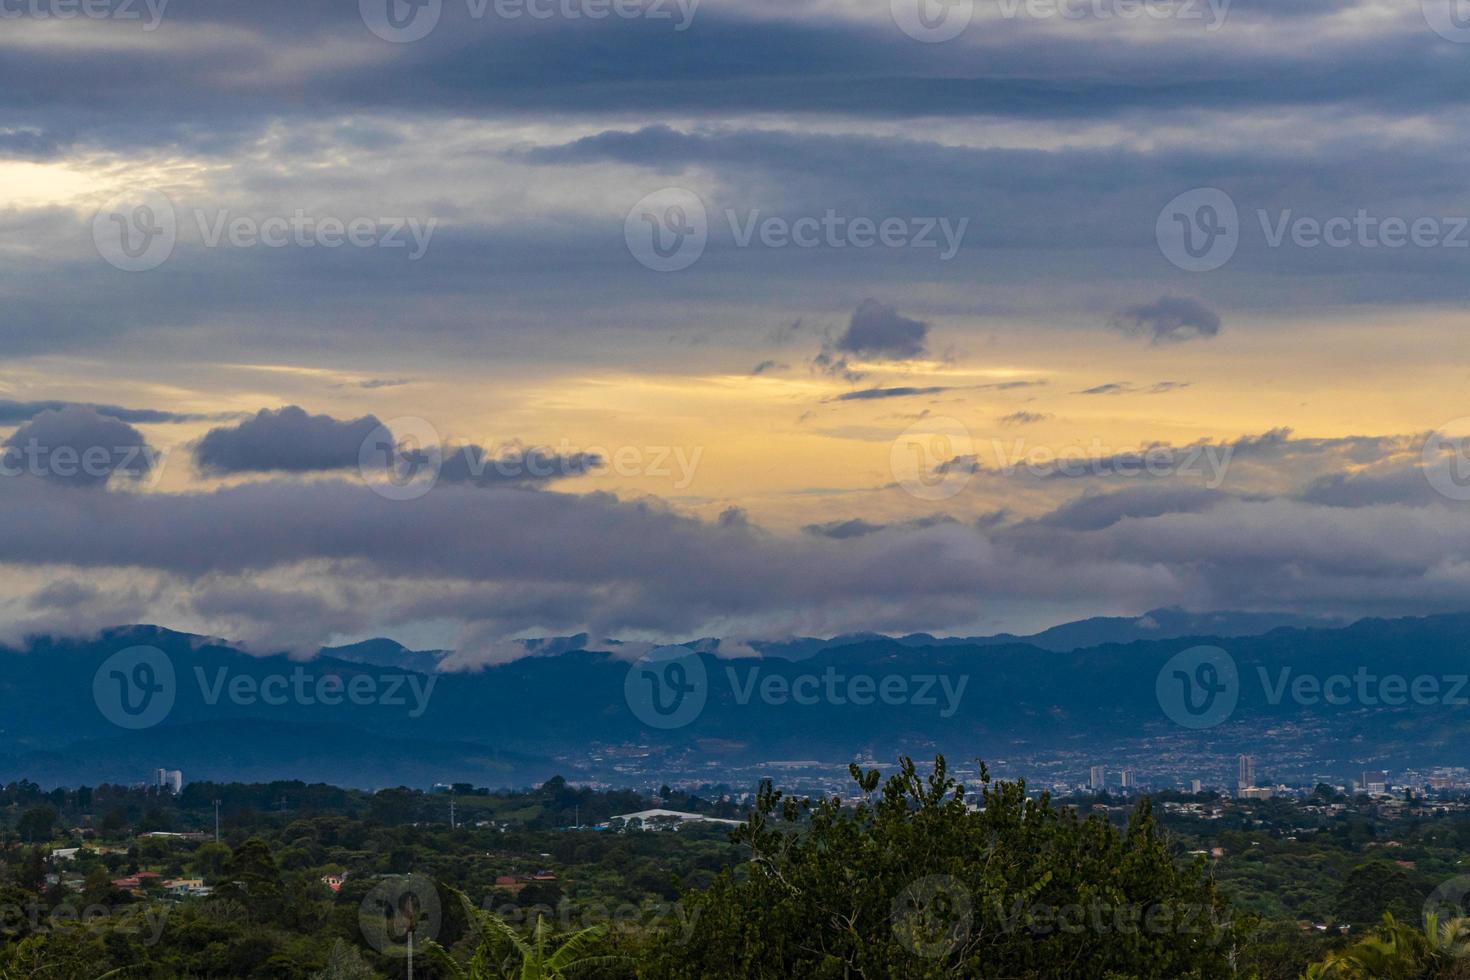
[195,406,382,475]
[0,400,214,425]
[1,406,155,488]
[1109,296,1222,344]
[832,386,951,402]
[999,411,1051,426]
[6,439,1470,650]
[1077,382,1191,396]
[1027,486,1235,531]
[834,301,930,359]
[438,445,603,488]
[803,518,886,539]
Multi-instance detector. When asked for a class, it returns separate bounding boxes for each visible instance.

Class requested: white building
[155,769,183,794]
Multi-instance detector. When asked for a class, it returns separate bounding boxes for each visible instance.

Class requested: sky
[4,0,1470,659]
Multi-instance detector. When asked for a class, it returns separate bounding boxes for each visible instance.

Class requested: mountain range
[4,607,1465,791]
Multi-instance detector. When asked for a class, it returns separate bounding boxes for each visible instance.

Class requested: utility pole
[213,800,221,843]
[449,800,456,830]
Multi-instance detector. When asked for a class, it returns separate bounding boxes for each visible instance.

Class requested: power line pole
[213,800,221,843]
[448,800,456,830]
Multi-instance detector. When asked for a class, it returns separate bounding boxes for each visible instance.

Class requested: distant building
[1237,755,1255,795]
[1120,770,1136,790]
[1089,766,1106,792]
[1190,779,1203,794]
[1362,770,1389,795]
[608,809,743,831]
[154,769,183,794]
[163,878,210,897]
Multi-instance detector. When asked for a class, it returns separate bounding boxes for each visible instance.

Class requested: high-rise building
[1190,779,1203,794]
[155,769,183,794]
[1089,766,1106,792]
[1120,769,1135,790]
[1237,755,1255,794]
[1362,770,1389,794]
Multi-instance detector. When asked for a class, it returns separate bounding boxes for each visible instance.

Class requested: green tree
[16,806,56,843]
[1306,912,1470,979]
[644,756,1244,979]
[212,838,284,921]
[430,888,624,979]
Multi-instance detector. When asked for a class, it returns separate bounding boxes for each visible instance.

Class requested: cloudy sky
[4,0,1470,658]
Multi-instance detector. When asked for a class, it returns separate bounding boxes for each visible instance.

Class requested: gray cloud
[0,400,215,426]
[832,386,950,402]
[195,406,382,475]
[438,445,603,488]
[1110,296,1222,344]
[814,300,930,378]
[2,406,155,488]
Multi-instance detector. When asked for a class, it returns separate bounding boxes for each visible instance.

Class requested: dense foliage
[3,761,1470,977]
